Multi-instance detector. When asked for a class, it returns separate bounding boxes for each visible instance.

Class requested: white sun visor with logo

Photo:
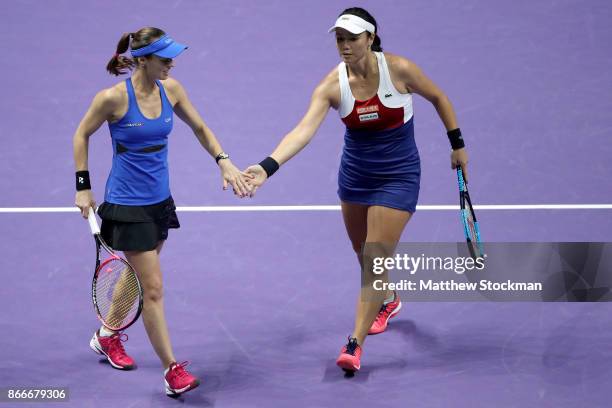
[328,14,375,35]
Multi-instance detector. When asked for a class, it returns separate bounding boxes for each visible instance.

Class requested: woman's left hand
[450,148,469,183]
[218,159,253,197]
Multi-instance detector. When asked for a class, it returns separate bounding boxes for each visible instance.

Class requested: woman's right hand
[243,165,268,197]
[75,190,96,219]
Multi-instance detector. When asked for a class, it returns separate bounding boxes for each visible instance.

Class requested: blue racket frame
[457,167,484,258]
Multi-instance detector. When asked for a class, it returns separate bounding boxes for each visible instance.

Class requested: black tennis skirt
[97,196,180,252]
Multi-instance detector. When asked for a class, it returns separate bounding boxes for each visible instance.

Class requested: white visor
[328,14,375,35]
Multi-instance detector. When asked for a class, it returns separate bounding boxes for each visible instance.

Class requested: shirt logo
[164,117,172,123]
[384,93,392,98]
[125,122,144,127]
[359,112,379,122]
[356,105,379,114]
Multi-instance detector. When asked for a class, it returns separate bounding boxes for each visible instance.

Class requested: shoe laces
[378,303,390,316]
[108,333,128,355]
[345,337,359,356]
[170,361,191,380]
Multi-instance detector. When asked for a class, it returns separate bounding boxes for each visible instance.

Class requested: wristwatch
[215,152,230,163]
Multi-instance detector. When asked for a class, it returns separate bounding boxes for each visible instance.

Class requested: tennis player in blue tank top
[73,27,252,396]
[244,8,470,373]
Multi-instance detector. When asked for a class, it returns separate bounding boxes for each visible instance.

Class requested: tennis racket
[88,208,143,331]
[456,166,485,259]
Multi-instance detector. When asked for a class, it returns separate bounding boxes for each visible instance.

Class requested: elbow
[432,93,451,108]
[299,133,312,147]
[193,124,208,139]
[73,131,88,146]
[429,93,450,109]
[293,124,315,147]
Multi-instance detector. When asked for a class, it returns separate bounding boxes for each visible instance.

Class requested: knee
[364,240,396,259]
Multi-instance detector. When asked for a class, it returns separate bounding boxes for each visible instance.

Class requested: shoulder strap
[155,80,172,109]
[375,52,394,95]
[338,62,354,118]
[125,78,137,105]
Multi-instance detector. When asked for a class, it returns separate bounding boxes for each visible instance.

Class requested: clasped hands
[218,160,267,198]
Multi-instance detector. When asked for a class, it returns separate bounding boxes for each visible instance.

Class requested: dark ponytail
[339,7,383,52]
[106,32,135,76]
[105,27,166,76]
[371,33,383,52]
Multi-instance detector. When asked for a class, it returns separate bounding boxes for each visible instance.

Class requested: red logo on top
[356,105,379,114]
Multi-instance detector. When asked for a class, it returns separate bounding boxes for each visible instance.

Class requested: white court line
[0,204,612,213]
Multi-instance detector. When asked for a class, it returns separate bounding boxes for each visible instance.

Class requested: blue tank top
[104,78,174,205]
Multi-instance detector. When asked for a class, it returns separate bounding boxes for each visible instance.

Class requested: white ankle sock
[99,326,116,337]
[383,291,395,305]
[164,363,176,376]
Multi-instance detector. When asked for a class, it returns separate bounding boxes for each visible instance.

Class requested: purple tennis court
[1,1,612,407]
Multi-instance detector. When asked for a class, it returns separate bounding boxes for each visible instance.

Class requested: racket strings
[462,194,477,240]
[94,259,140,330]
[466,211,477,240]
[464,205,484,258]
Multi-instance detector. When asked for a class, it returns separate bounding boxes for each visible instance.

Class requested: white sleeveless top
[338,52,413,131]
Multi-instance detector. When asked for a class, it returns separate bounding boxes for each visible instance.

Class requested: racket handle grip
[457,167,465,189]
[88,207,101,235]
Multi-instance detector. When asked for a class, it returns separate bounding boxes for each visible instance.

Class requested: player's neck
[131,70,157,94]
[347,52,377,79]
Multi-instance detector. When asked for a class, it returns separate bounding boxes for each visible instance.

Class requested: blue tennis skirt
[338,118,421,213]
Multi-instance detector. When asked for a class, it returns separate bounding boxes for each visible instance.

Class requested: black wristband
[447,128,465,150]
[258,157,279,178]
[76,170,91,191]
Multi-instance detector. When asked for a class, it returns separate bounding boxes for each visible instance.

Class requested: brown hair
[106,27,166,76]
